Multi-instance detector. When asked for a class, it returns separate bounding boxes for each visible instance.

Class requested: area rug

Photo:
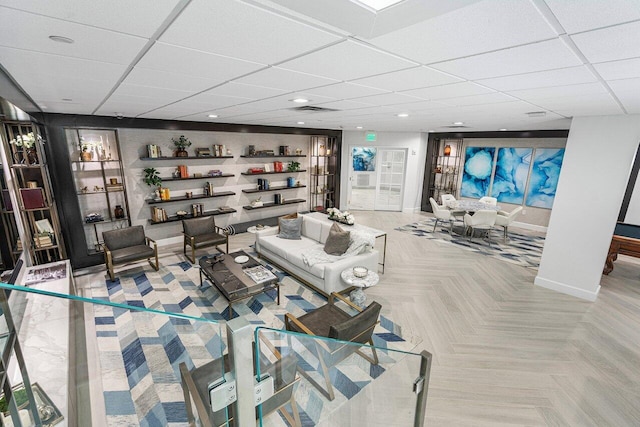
[91,256,420,427]
[395,218,545,269]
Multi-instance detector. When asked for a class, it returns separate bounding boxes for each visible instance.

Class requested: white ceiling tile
[160,0,341,64]
[39,101,96,114]
[137,43,265,81]
[350,66,463,92]
[202,82,288,100]
[477,66,598,91]
[124,67,221,92]
[369,0,557,64]
[594,58,640,81]
[543,0,640,34]
[507,82,608,101]
[0,0,181,38]
[350,92,424,106]
[0,7,147,64]
[306,83,388,99]
[233,67,338,91]
[95,101,160,118]
[109,83,193,104]
[278,40,417,81]
[531,92,622,111]
[608,77,640,113]
[431,39,582,80]
[401,81,494,100]
[314,99,376,110]
[553,104,626,116]
[571,21,640,63]
[436,92,517,107]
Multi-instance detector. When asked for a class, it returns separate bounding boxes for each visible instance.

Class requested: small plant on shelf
[143,167,162,199]
[287,161,300,172]
[172,135,192,157]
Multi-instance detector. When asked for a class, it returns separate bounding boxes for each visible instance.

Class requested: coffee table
[199,250,280,319]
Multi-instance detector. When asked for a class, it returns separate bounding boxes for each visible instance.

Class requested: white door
[347,146,376,210]
[374,149,406,211]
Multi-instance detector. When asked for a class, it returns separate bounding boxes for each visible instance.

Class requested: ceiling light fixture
[297,121,305,125]
[291,98,309,103]
[526,111,546,118]
[397,113,409,117]
[499,128,508,131]
[49,35,74,44]
[356,126,363,129]
[452,121,464,125]
[355,0,405,12]
[208,114,218,118]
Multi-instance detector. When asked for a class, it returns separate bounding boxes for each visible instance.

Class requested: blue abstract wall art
[526,148,565,209]
[491,147,532,204]
[352,147,377,171]
[461,146,495,198]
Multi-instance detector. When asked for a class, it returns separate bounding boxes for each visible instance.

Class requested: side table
[340,268,379,308]
[247,225,270,233]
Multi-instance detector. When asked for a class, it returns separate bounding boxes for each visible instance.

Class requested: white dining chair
[464,209,497,246]
[478,196,498,206]
[429,197,453,232]
[495,206,523,242]
[440,194,466,223]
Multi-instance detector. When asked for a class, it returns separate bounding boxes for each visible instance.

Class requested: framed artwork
[461,146,495,198]
[525,148,565,209]
[491,147,532,204]
[352,147,377,171]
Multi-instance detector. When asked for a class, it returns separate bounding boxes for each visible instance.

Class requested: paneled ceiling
[1,0,639,132]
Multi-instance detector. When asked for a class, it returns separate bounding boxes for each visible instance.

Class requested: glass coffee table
[199,250,280,319]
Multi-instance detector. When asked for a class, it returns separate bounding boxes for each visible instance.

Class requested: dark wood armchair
[183,216,228,263]
[285,292,381,401]
[102,225,158,281]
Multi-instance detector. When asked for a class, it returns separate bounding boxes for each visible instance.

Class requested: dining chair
[429,197,453,232]
[440,194,466,223]
[464,209,497,246]
[495,206,523,242]
[478,196,498,206]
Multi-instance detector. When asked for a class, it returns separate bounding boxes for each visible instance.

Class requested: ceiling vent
[442,125,470,129]
[290,105,339,113]
[526,111,547,118]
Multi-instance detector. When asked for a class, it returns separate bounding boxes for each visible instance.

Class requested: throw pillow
[278,217,302,240]
[324,222,350,255]
[278,212,298,232]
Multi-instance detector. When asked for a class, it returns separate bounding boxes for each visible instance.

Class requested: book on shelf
[196,147,211,157]
[106,184,124,191]
[35,218,54,234]
[151,206,168,222]
[178,165,188,178]
[33,232,54,248]
[16,238,22,251]
[20,188,46,209]
[147,144,160,158]
[243,265,277,284]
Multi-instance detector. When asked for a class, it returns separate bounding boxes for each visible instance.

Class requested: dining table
[445,200,501,213]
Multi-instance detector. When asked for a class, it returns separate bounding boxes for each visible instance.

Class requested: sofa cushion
[260,235,317,260]
[301,216,322,242]
[278,212,298,232]
[286,248,326,279]
[324,222,350,255]
[278,217,302,240]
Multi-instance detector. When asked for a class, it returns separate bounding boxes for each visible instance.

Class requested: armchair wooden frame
[284,292,380,401]
[102,236,158,281]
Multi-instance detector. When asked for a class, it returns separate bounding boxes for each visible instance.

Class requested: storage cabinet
[2,122,65,264]
[427,138,463,207]
[65,129,131,254]
[309,135,338,212]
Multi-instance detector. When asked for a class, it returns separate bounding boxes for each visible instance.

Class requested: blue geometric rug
[395,217,545,269]
[91,256,420,426]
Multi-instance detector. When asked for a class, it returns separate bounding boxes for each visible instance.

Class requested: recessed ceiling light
[356,126,363,129]
[291,98,309,103]
[499,128,508,131]
[355,0,405,11]
[62,98,73,102]
[428,129,435,132]
[49,35,74,44]
[297,121,305,125]
[452,121,464,125]
[397,113,409,118]
[208,114,218,118]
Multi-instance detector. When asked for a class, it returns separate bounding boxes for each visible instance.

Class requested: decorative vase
[114,205,124,219]
[175,149,188,157]
[26,148,38,165]
[81,150,92,161]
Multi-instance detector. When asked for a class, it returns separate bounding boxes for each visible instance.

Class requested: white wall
[340,131,427,212]
[535,115,640,301]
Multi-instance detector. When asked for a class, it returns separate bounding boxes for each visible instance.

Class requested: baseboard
[511,221,547,233]
[403,206,421,213]
[534,275,600,301]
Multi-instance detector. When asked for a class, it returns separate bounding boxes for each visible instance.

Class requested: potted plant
[143,167,162,199]
[287,161,300,172]
[10,132,41,164]
[172,135,192,157]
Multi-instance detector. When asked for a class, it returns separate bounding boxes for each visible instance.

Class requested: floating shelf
[140,156,233,160]
[310,173,335,176]
[240,155,306,158]
[148,208,237,225]
[146,191,235,205]
[71,160,121,163]
[242,185,306,194]
[243,198,306,210]
[77,190,125,195]
[83,218,129,226]
[161,173,234,182]
[241,169,306,176]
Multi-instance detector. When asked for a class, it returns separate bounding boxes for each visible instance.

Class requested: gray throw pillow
[324,222,350,255]
[278,217,302,240]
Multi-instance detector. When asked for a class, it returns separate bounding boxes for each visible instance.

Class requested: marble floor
[72,210,640,426]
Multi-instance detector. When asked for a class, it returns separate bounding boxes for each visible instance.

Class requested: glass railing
[0,278,432,427]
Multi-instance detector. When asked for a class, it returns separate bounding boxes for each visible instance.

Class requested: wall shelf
[140,156,233,160]
[240,155,306,158]
[242,185,306,194]
[148,208,237,225]
[146,191,235,205]
[243,198,306,210]
[161,173,234,182]
[241,169,306,176]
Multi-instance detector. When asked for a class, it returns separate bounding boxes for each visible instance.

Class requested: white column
[535,115,640,301]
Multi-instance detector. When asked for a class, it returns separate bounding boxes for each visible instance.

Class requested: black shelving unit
[160,173,234,182]
[242,185,306,194]
[242,198,306,210]
[146,191,235,205]
[240,155,306,158]
[309,136,338,212]
[140,156,234,160]
[241,169,306,176]
[148,208,237,225]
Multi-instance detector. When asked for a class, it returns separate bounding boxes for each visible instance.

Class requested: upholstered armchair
[463,209,497,246]
[285,292,381,401]
[430,197,453,232]
[102,225,158,281]
[183,216,228,263]
[478,196,498,206]
[440,193,465,223]
[495,206,523,241]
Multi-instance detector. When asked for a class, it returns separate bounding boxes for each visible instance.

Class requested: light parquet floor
[340,210,640,426]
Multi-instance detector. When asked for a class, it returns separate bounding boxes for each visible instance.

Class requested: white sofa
[255,214,379,295]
